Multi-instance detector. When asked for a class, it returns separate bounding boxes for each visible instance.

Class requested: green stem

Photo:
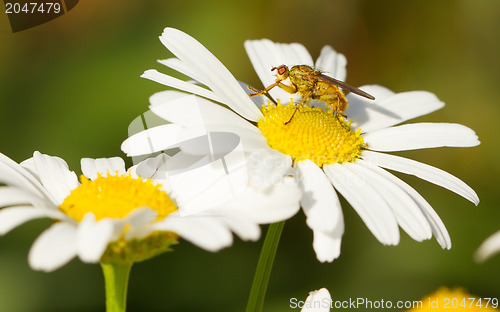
[101,262,133,312]
[246,221,285,312]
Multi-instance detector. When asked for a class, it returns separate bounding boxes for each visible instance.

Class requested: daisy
[0,151,300,272]
[124,27,479,263]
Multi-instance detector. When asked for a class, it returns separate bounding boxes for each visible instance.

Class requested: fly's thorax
[289,65,316,93]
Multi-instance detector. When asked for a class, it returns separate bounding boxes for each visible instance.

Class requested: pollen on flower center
[258,101,366,167]
[59,174,177,222]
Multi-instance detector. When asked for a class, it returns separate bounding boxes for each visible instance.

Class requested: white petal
[475,231,500,262]
[76,213,115,263]
[153,212,232,252]
[348,90,445,132]
[247,148,293,190]
[158,58,207,85]
[162,151,209,176]
[19,157,41,181]
[218,210,261,241]
[124,207,159,240]
[238,80,270,108]
[121,123,206,157]
[33,152,79,205]
[142,69,224,104]
[176,132,242,160]
[218,181,302,224]
[149,91,261,135]
[134,153,171,180]
[315,45,347,81]
[159,28,262,121]
[324,163,400,245]
[245,39,313,101]
[0,206,67,235]
[362,150,479,205]
[296,160,343,233]
[0,152,47,198]
[81,157,126,180]
[0,186,44,207]
[312,229,342,263]
[363,123,480,151]
[167,146,248,217]
[28,222,78,272]
[302,288,332,312]
[361,162,451,249]
[351,161,432,242]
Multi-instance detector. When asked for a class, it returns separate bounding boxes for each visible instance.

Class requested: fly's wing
[306,74,375,100]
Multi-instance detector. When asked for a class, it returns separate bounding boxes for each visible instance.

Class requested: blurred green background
[1,0,499,311]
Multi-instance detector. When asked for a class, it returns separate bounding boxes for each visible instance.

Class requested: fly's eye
[277,66,287,75]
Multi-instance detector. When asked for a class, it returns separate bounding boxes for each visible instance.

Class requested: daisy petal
[315,45,347,81]
[219,181,302,224]
[133,153,170,180]
[124,207,159,240]
[363,123,480,151]
[353,160,432,242]
[362,150,479,205]
[81,157,126,180]
[33,152,79,205]
[0,186,44,207]
[142,69,224,104]
[238,81,269,108]
[121,123,206,157]
[158,58,207,85]
[28,222,77,272]
[0,206,66,235]
[296,159,343,233]
[245,39,313,101]
[159,28,262,121]
[167,150,248,217]
[475,231,500,262]
[150,91,259,133]
[219,210,261,241]
[302,288,332,312]
[0,152,46,198]
[77,213,115,263]
[177,130,267,157]
[324,163,400,245]
[312,229,342,263]
[348,91,445,132]
[247,149,293,190]
[19,157,40,181]
[363,163,451,249]
[153,212,232,252]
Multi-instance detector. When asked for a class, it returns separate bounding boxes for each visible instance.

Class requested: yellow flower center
[407,287,499,311]
[258,101,366,167]
[59,174,177,222]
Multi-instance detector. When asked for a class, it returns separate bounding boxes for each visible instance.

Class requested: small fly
[249,65,375,124]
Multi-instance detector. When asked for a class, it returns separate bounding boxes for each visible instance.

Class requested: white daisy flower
[123,27,480,263]
[0,151,300,271]
[475,230,500,262]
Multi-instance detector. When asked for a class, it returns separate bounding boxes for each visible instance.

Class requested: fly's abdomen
[313,83,348,113]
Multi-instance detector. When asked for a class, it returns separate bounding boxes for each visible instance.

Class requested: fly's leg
[248,82,279,97]
[248,81,297,97]
[285,90,313,125]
